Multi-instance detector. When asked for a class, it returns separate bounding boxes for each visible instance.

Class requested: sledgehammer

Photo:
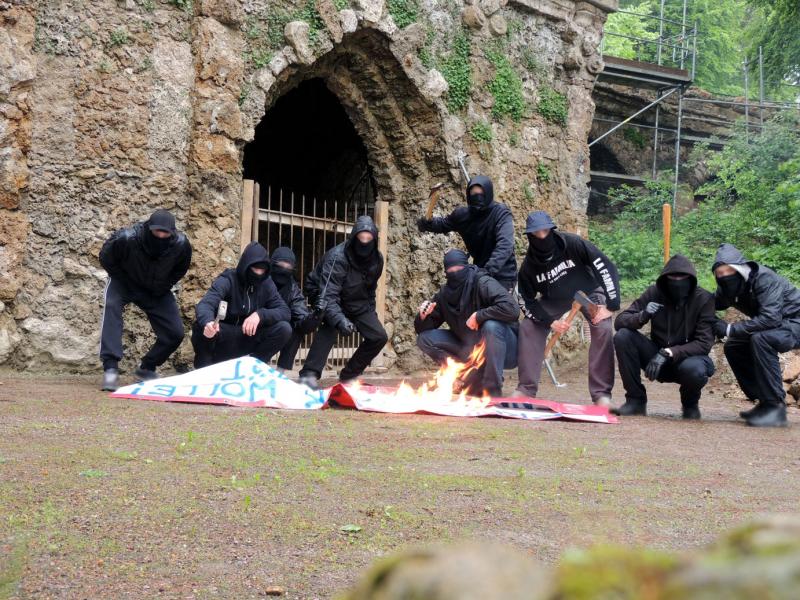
[215,301,228,326]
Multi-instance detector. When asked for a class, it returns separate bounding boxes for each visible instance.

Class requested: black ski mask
[144,230,173,257]
[716,273,745,298]
[467,192,489,215]
[665,278,693,306]
[444,249,470,288]
[270,266,293,289]
[527,231,557,261]
[353,239,375,259]
[247,262,269,286]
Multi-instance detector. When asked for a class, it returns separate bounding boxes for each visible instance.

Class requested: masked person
[298,216,387,389]
[712,243,800,427]
[612,255,716,419]
[515,211,620,405]
[98,209,192,391]
[415,249,519,397]
[265,246,324,371]
[191,242,292,369]
[417,175,517,290]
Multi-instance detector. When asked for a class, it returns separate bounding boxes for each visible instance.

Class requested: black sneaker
[101,369,119,391]
[298,374,319,390]
[134,367,158,382]
[611,400,647,416]
[739,401,764,419]
[682,405,701,420]
[746,404,788,428]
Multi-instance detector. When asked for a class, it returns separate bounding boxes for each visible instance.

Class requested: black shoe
[101,369,119,391]
[746,404,788,428]
[682,404,701,420]
[134,367,158,382]
[611,400,647,416]
[739,401,764,419]
[298,374,319,390]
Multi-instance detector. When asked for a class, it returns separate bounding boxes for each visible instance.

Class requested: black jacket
[305,216,383,328]
[275,277,324,334]
[713,244,800,336]
[195,242,290,328]
[99,222,192,296]
[421,176,517,284]
[518,231,620,324]
[615,254,715,361]
[414,267,520,347]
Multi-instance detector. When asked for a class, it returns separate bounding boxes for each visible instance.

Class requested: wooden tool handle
[543,301,581,359]
[663,203,672,265]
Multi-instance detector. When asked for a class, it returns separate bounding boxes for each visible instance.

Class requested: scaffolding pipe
[743,58,750,142]
[680,0,688,70]
[672,88,684,208]
[759,46,765,127]
[589,86,680,148]
[594,116,677,133]
[656,0,666,66]
[652,101,661,178]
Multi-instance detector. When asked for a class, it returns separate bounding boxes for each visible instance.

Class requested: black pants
[299,310,388,380]
[273,330,304,371]
[191,320,292,369]
[99,277,185,371]
[614,328,714,407]
[723,321,800,407]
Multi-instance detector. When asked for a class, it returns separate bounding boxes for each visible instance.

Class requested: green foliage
[139,0,155,11]
[485,47,527,121]
[418,26,436,68]
[171,0,193,12]
[521,48,547,79]
[590,113,800,297]
[333,0,350,9]
[522,181,534,201]
[109,28,129,47]
[537,88,568,125]
[536,162,551,183]
[509,131,520,147]
[470,120,493,144]
[441,31,472,113]
[623,126,648,149]
[387,0,419,29]
[250,48,273,68]
[603,0,658,60]
[745,0,800,96]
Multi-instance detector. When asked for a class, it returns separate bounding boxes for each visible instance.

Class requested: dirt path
[2,365,799,599]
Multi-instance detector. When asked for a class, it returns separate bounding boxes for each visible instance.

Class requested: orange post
[662,203,672,265]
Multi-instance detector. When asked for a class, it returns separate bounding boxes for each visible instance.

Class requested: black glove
[639,302,663,324]
[417,218,433,232]
[338,319,357,335]
[713,319,729,341]
[313,299,327,317]
[645,349,670,381]
[297,311,323,334]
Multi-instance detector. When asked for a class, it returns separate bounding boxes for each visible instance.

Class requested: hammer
[215,300,228,325]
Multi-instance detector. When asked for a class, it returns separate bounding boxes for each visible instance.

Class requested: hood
[345,215,379,249]
[712,243,758,273]
[236,241,270,283]
[271,246,296,266]
[465,175,494,204]
[526,229,567,266]
[656,254,698,297]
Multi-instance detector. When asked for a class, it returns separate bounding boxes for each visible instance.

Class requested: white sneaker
[594,395,612,407]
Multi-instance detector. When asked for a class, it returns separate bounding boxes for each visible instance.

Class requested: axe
[426,182,446,219]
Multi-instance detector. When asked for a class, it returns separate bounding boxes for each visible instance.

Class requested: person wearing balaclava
[414,249,520,397]
[515,211,620,405]
[612,255,716,419]
[711,243,800,427]
[298,216,387,389]
[98,209,193,391]
[191,242,292,369]
[260,246,325,371]
[417,176,517,290]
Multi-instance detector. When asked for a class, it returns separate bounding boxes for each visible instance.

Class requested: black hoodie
[615,255,715,361]
[518,231,621,324]
[195,242,290,328]
[420,176,517,285]
[304,216,384,328]
[99,221,192,296]
[712,243,800,336]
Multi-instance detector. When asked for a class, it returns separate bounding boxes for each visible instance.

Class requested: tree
[745,0,800,95]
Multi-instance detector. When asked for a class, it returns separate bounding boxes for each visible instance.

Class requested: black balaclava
[444,249,470,288]
[247,262,269,286]
[144,209,176,257]
[665,277,693,307]
[467,190,489,215]
[716,272,745,299]
[353,237,376,259]
[527,231,557,262]
[270,247,296,289]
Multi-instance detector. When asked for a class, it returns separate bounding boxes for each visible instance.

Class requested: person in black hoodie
[265,246,324,371]
[298,216,387,388]
[191,242,292,368]
[417,175,517,290]
[712,243,800,427]
[515,211,620,404]
[415,249,520,397]
[613,255,716,419]
[98,209,192,391]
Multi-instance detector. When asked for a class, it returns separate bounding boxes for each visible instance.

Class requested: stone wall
[0,0,616,373]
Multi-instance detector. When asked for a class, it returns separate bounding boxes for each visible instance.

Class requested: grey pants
[516,293,615,401]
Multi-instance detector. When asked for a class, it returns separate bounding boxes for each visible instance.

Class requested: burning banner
[110,355,617,424]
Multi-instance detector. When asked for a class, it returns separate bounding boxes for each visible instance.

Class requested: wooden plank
[241,179,255,252]
[374,200,389,322]
[257,208,351,235]
[252,182,260,243]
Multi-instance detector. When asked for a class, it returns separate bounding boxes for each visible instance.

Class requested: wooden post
[252,182,261,243]
[662,203,672,265]
[241,179,254,252]
[374,200,389,322]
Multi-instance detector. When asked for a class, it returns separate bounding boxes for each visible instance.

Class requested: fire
[392,340,492,407]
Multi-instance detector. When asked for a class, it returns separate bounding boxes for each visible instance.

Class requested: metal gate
[240,178,388,372]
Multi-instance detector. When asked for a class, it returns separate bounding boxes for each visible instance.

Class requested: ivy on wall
[440,30,472,113]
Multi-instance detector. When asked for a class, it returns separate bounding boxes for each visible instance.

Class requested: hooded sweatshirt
[420,176,517,285]
[99,220,192,296]
[304,215,384,328]
[195,242,290,328]
[270,247,311,328]
[712,243,800,336]
[517,231,621,324]
[615,255,715,361]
